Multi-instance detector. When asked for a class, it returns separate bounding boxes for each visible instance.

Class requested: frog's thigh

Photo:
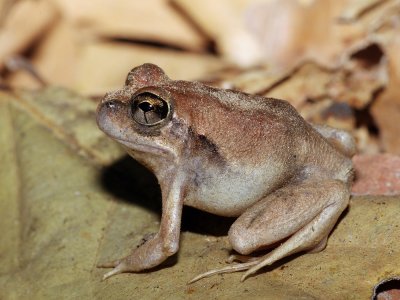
[228,180,349,255]
[312,124,356,157]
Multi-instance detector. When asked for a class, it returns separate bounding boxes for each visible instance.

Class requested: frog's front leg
[99,171,185,280]
[190,179,350,283]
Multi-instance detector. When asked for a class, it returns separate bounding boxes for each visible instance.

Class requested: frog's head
[96,63,192,170]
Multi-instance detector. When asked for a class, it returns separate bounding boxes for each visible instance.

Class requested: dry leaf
[10,87,124,165]
[338,0,384,21]
[173,0,265,67]
[174,0,366,68]
[7,19,81,90]
[325,43,387,110]
[173,0,398,72]
[0,91,113,298]
[3,0,224,95]
[74,42,226,95]
[52,0,208,51]
[265,63,333,108]
[214,68,289,94]
[9,40,227,95]
[0,0,58,69]
[371,34,400,154]
[351,126,381,154]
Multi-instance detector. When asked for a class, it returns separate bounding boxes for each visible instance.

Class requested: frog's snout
[96,99,126,134]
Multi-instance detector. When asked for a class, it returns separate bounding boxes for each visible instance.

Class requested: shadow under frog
[96,63,355,282]
[100,154,235,236]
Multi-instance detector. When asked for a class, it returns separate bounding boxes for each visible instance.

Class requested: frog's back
[169,84,316,216]
[168,82,309,160]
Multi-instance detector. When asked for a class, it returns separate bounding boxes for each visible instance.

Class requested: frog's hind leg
[189,179,349,283]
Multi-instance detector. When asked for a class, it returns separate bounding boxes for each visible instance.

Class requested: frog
[96,63,355,283]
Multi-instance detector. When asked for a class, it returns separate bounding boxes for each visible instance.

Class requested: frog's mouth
[115,138,171,157]
[99,122,170,157]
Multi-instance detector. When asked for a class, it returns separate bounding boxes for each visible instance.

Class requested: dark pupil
[138,101,153,112]
[132,93,169,125]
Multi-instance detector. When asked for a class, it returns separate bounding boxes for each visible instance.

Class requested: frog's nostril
[105,100,117,109]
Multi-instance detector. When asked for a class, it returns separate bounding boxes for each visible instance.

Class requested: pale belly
[184,165,288,217]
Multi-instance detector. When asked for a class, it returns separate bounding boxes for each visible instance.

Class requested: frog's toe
[227,254,259,263]
[188,261,257,284]
[100,259,134,280]
[102,263,128,280]
[98,258,131,280]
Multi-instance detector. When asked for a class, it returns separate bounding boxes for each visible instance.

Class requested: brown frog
[96,63,355,282]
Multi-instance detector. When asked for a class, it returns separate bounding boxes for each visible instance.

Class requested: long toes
[227,254,259,263]
[240,262,264,282]
[241,269,256,282]
[188,261,258,284]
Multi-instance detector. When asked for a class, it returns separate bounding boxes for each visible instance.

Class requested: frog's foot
[98,232,181,280]
[189,254,263,283]
[188,261,258,284]
[97,232,160,280]
[189,231,329,284]
[191,250,300,284]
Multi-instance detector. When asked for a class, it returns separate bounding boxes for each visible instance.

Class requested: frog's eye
[131,92,170,126]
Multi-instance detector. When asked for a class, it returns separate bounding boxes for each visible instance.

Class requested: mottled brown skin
[96,63,355,282]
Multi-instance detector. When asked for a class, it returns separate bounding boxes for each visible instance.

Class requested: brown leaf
[338,0,384,21]
[0,91,112,298]
[73,42,226,95]
[9,87,124,165]
[9,37,226,95]
[371,35,400,154]
[52,0,208,51]
[0,0,59,69]
[173,0,265,67]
